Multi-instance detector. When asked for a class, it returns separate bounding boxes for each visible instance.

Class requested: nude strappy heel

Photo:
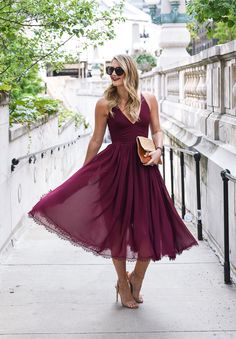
[115,280,139,309]
[126,271,144,303]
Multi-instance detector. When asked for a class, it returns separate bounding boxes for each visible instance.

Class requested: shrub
[133,53,157,73]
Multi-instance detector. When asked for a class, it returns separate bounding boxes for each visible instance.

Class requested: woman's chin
[112,81,123,87]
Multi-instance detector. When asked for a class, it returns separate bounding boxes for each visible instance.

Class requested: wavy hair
[104,54,141,122]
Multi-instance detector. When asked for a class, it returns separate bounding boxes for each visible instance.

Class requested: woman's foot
[115,278,139,309]
[126,271,144,303]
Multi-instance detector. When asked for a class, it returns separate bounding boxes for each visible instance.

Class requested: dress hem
[28,211,199,263]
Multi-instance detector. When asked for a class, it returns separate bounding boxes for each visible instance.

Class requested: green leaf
[0,0,125,87]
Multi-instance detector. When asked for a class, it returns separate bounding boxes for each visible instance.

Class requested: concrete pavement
[0,217,236,339]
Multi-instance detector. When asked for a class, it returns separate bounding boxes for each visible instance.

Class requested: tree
[187,0,236,27]
[213,21,236,44]
[186,0,236,43]
[0,0,124,87]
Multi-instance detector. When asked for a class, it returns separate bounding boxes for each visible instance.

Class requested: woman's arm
[149,94,163,149]
[143,92,163,166]
[83,98,109,166]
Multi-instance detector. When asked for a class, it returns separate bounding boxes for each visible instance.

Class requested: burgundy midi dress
[28,95,198,261]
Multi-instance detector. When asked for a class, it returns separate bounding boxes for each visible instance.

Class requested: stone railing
[141,42,236,145]
[141,40,236,280]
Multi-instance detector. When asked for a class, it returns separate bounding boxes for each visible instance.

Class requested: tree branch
[15,34,75,82]
[0,64,11,75]
[0,16,48,26]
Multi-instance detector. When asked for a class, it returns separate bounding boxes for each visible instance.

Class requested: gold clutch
[136,136,162,165]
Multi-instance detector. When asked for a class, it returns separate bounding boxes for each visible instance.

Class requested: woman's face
[109,59,125,87]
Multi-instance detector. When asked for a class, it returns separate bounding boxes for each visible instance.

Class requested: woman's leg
[128,259,151,302]
[134,259,151,279]
[112,258,138,308]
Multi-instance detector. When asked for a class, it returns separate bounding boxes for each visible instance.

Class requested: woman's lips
[111,77,120,81]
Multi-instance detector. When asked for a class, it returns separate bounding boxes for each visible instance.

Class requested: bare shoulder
[95,97,109,117]
[142,91,158,110]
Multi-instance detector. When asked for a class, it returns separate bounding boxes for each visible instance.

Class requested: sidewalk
[0,218,236,339]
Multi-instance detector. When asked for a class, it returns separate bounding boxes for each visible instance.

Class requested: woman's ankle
[117,277,129,285]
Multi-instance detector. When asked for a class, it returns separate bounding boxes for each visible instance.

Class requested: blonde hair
[104,54,141,122]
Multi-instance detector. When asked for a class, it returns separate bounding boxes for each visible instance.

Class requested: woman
[28,54,198,310]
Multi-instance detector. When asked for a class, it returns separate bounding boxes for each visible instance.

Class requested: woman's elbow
[89,137,103,150]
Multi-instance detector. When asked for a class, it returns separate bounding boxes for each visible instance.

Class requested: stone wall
[45,76,110,130]
[141,39,236,280]
[0,95,91,256]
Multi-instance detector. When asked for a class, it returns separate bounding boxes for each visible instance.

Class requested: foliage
[187,22,198,40]
[10,65,45,102]
[0,82,11,101]
[9,94,89,131]
[213,21,236,44]
[0,0,125,87]
[58,106,89,129]
[0,83,11,92]
[133,53,157,73]
[187,0,236,43]
[187,0,236,27]
[9,96,60,126]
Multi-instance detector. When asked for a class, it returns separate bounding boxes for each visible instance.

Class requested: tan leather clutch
[136,136,162,165]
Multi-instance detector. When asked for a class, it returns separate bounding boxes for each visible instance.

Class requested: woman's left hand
[143,149,162,166]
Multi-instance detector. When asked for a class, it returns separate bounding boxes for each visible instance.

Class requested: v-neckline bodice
[116,94,143,125]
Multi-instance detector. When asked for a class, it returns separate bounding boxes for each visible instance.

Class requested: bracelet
[155,146,163,152]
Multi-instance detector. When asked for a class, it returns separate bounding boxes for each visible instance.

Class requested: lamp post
[139,27,150,52]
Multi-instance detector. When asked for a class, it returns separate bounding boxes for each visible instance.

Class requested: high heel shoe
[115,280,139,309]
[126,271,144,303]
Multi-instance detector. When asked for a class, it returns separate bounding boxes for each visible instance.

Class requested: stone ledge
[161,112,203,148]
[161,112,236,175]
[220,39,236,59]
[58,117,75,135]
[196,137,236,175]
[9,113,59,142]
[146,39,236,75]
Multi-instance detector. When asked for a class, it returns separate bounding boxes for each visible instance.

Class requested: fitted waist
[110,133,148,145]
[111,140,137,145]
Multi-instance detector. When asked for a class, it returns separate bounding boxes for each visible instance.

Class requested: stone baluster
[167,72,179,101]
[183,68,206,108]
[232,64,236,112]
[192,69,200,107]
[196,67,207,109]
[233,81,236,109]
[184,70,191,105]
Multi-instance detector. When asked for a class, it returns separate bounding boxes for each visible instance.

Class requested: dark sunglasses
[106,66,125,76]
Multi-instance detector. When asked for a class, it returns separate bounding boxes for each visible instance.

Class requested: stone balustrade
[141,40,236,280]
[141,42,236,146]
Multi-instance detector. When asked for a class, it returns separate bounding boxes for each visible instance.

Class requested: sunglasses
[106,66,125,76]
